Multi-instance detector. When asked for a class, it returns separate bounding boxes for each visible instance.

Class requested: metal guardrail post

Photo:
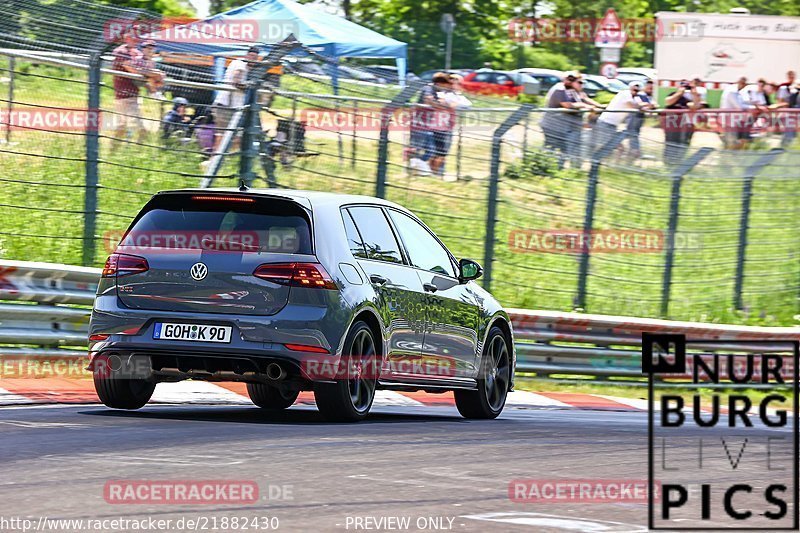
[660,147,713,317]
[375,83,420,199]
[81,53,102,267]
[574,131,626,310]
[734,148,784,310]
[5,56,14,144]
[482,105,531,291]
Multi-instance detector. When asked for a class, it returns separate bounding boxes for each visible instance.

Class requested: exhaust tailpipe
[265,362,287,381]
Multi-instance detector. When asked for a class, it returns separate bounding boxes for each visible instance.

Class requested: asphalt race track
[1,399,793,533]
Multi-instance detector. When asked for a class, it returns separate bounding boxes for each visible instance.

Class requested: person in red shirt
[111,32,146,145]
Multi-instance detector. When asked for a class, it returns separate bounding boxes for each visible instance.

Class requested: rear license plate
[153,323,232,343]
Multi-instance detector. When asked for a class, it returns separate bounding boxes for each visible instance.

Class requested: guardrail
[2,260,800,383]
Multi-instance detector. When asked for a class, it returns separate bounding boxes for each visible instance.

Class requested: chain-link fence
[2,0,800,325]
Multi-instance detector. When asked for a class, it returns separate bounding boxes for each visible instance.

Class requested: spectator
[541,72,589,168]
[409,74,442,175]
[663,80,702,164]
[719,77,753,149]
[111,32,146,145]
[743,79,770,109]
[692,77,708,106]
[626,80,655,159]
[213,46,258,151]
[427,74,458,176]
[594,80,642,154]
[196,112,216,159]
[162,97,190,142]
[778,79,800,148]
[135,41,165,99]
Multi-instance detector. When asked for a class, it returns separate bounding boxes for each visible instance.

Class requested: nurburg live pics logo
[643,332,799,530]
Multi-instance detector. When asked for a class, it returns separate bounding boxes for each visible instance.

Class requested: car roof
[514,68,564,76]
[155,188,412,213]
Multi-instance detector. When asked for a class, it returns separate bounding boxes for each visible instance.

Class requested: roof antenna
[239,179,249,192]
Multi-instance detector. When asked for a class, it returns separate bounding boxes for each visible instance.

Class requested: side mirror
[458,258,483,282]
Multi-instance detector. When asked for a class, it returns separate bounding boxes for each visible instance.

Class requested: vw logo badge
[190,262,208,281]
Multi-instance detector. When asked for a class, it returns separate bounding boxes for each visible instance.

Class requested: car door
[344,206,426,379]
[386,209,481,379]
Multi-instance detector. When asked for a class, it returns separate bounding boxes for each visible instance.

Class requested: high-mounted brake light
[253,263,337,290]
[191,195,255,203]
[102,253,149,278]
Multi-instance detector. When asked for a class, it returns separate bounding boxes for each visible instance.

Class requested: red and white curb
[0,379,649,411]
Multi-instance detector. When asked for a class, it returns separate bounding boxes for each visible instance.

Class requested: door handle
[423,283,438,293]
[369,274,388,286]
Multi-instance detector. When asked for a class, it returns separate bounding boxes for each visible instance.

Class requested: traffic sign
[594,8,626,49]
[600,47,621,63]
[600,62,618,79]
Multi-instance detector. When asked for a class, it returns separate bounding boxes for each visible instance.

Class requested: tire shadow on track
[76,406,473,425]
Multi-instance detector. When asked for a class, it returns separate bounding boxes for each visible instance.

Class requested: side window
[495,73,511,85]
[347,206,404,264]
[472,72,493,83]
[341,209,366,258]
[388,210,456,277]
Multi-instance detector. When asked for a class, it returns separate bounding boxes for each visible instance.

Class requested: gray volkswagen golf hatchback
[89,188,515,421]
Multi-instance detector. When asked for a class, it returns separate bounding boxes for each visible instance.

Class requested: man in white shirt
[720,77,754,149]
[214,46,259,150]
[594,81,642,152]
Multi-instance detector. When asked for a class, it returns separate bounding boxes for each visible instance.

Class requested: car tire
[454,326,510,419]
[93,355,155,410]
[247,383,299,410]
[314,321,378,422]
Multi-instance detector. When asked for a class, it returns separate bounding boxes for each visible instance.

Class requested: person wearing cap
[541,72,591,168]
[135,40,165,98]
[625,80,655,158]
[111,31,146,145]
[594,80,645,154]
[162,96,190,142]
[214,46,259,151]
[663,79,702,164]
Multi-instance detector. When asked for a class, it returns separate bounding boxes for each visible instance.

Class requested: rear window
[122,194,312,254]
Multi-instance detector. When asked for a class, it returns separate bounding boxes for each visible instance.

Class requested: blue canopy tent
[147,0,408,89]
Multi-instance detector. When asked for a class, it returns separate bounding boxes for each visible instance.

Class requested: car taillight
[102,253,149,278]
[253,262,337,290]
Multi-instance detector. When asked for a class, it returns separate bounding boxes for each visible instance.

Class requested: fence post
[482,105,531,291]
[5,56,14,144]
[351,99,357,169]
[375,83,420,198]
[238,85,261,186]
[733,148,783,310]
[660,147,713,317]
[574,131,626,310]
[81,53,102,266]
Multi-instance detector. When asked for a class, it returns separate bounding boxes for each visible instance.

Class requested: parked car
[513,68,564,93]
[461,70,540,97]
[90,189,515,421]
[582,75,628,96]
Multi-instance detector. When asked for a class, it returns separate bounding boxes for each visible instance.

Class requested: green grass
[2,59,800,326]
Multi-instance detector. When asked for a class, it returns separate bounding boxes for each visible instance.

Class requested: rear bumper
[89,292,352,382]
